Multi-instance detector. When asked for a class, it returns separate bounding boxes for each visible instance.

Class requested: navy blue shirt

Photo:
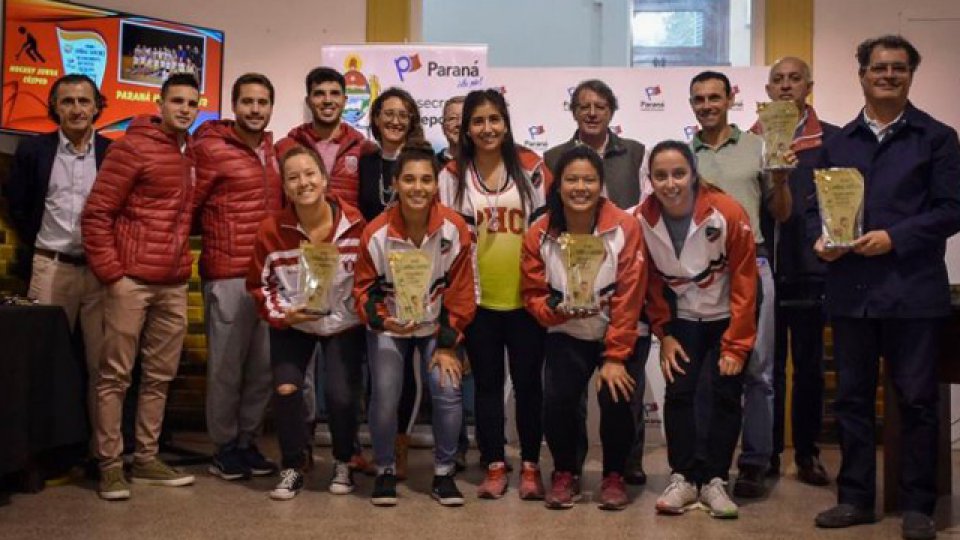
[806,102,960,318]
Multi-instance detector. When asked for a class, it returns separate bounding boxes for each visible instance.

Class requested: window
[632,0,753,67]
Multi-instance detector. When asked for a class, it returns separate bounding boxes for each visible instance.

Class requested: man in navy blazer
[810,35,960,540]
[4,73,112,439]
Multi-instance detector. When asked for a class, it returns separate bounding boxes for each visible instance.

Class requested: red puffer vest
[82,115,196,285]
[192,120,283,280]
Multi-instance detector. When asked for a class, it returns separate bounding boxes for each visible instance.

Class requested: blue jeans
[367,332,462,475]
[737,257,775,469]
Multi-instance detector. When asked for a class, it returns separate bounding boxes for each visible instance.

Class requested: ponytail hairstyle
[453,89,534,213]
[545,145,605,235]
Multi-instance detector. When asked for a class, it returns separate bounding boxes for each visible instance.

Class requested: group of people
[128,43,202,83]
[4,32,957,540]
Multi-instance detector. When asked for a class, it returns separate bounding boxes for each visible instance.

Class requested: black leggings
[543,332,635,476]
[464,307,545,464]
[270,326,363,468]
[664,319,744,484]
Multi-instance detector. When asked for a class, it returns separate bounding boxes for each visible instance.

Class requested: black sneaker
[371,471,398,506]
[431,474,465,506]
[732,465,767,498]
[814,503,877,528]
[239,445,278,477]
[901,511,936,540]
[796,456,830,486]
[269,469,304,501]
[208,448,251,481]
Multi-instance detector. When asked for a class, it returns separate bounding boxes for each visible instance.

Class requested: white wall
[0,0,366,145]
[421,0,632,67]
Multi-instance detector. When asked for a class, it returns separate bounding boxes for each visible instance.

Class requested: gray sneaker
[329,460,355,494]
[131,459,195,487]
[699,477,738,519]
[655,473,699,515]
[98,467,131,500]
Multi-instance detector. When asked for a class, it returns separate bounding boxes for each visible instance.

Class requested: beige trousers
[95,276,187,470]
[28,253,104,436]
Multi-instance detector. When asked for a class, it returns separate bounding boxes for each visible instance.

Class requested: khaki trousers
[28,253,104,437]
[95,277,187,470]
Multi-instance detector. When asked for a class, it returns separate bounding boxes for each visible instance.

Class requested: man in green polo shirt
[688,70,794,500]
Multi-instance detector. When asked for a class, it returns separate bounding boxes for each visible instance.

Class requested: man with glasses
[544,79,650,486]
[811,35,960,540]
[437,96,464,167]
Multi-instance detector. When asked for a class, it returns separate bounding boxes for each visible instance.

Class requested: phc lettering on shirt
[476,206,525,234]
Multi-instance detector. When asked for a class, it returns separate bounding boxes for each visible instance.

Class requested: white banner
[319,44,488,149]
[488,66,771,153]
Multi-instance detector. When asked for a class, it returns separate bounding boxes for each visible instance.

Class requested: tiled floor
[1,435,958,540]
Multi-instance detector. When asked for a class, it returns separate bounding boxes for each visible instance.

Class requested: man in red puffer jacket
[192,73,282,481]
[274,66,376,208]
[82,73,201,501]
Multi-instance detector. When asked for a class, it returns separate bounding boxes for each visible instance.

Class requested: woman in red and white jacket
[636,140,757,519]
[521,145,646,511]
[246,145,366,501]
[354,141,475,507]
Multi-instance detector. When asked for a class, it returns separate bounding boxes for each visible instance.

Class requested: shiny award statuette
[388,249,433,324]
[813,168,865,248]
[297,242,340,316]
[559,233,606,312]
[757,101,799,171]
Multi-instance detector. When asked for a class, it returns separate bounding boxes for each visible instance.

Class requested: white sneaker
[269,469,304,501]
[699,477,738,519]
[329,461,355,494]
[655,473,699,515]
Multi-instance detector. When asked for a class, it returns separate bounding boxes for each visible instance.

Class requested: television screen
[1,0,223,137]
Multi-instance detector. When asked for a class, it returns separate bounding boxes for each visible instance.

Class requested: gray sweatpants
[204,278,272,449]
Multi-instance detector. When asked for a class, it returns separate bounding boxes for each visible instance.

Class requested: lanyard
[471,161,508,232]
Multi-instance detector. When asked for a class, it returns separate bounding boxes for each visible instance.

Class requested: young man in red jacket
[192,73,283,481]
[275,66,376,208]
[81,73,201,500]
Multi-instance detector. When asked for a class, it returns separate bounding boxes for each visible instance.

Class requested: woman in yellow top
[438,89,552,500]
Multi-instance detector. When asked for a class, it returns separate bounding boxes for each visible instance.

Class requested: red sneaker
[518,462,545,500]
[599,473,629,511]
[477,462,508,499]
[545,471,576,509]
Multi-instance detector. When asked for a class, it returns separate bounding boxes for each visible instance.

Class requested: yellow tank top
[467,174,526,310]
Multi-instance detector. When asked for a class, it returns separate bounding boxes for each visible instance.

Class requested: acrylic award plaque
[297,242,339,315]
[388,249,433,324]
[559,233,606,310]
[757,100,799,171]
[813,168,865,248]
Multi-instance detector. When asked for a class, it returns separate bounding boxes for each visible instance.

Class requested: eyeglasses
[381,109,411,122]
[866,62,911,76]
[443,115,461,125]
[575,102,610,114]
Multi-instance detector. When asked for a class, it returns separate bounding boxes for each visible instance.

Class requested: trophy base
[763,165,797,172]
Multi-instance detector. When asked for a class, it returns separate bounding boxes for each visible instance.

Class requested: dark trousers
[270,326,363,469]
[464,307,545,464]
[831,317,942,514]
[773,282,825,462]
[543,333,635,476]
[574,336,650,474]
[665,319,745,484]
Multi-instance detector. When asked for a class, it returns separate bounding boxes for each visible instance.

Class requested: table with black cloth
[0,305,87,488]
